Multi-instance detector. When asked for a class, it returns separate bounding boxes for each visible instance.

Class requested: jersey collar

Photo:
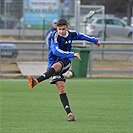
[62,31,69,38]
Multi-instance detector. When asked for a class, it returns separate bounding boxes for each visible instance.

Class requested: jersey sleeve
[51,39,74,59]
[73,32,99,44]
[46,30,52,46]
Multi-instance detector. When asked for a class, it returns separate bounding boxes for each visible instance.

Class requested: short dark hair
[57,19,68,27]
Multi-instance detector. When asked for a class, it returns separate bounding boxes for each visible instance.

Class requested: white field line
[1,78,132,82]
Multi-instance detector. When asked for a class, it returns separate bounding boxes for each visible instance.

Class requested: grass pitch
[0,78,133,133]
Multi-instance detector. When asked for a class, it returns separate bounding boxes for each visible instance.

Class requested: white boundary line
[1,78,132,82]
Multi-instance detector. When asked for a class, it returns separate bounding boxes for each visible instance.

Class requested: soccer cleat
[28,76,38,88]
[67,113,76,122]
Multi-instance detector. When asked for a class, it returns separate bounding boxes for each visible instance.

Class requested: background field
[0,78,133,133]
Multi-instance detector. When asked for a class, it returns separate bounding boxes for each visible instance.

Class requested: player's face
[57,25,68,36]
[52,22,57,29]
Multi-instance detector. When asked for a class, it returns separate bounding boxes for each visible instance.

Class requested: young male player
[28,19,100,122]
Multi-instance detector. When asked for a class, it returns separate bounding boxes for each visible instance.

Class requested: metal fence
[0,0,76,39]
[0,40,133,77]
[87,41,133,77]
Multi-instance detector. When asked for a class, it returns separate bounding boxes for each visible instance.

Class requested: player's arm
[46,30,52,46]
[51,40,75,58]
[51,41,81,60]
[74,53,81,60]
[73,32,101,47]
[96,41,101,47]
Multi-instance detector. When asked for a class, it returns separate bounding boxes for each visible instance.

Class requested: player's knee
[58,85,66,94]
[52,62,62,72]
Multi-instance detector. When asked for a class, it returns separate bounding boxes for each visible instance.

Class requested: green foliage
[0,78,133,133]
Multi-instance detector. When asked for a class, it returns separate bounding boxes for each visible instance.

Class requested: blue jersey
[46,27,57,46]
[47,29,98,68]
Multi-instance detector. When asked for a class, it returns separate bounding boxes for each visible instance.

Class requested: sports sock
[36,68,55,83]
[60,93,71,114]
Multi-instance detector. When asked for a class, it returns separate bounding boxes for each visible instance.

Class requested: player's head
[52,19,58,28]
[57,19,68,36]
[57,19,68,27]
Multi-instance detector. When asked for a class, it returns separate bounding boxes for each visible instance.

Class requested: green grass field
[0,78,133,133]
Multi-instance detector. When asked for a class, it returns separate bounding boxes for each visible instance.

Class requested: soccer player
[45,19,58,47]
[28,19,100,122]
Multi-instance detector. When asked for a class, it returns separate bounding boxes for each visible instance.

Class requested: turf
[0,78,133,133]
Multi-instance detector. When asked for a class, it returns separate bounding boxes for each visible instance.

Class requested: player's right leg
[28,62,62,88]
[28,67,55,88]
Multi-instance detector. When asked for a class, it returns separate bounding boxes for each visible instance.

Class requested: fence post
[43,19,45,40]
[42,19,45,60]
[89,44,93,78]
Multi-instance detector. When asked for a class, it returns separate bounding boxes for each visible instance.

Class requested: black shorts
[50,59,71,84]
[58,59,71,75]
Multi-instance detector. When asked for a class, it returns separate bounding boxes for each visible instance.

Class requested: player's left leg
[56,81,76,122]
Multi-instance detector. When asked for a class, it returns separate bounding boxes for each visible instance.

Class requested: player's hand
[74,53,81,60]
[96,41,101,47]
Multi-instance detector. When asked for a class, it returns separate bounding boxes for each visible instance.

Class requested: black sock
[60,93,71,114]
[37,68,55,83]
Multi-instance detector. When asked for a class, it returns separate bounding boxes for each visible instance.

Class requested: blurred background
[0,0,132,40]
[0,0,133,78]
